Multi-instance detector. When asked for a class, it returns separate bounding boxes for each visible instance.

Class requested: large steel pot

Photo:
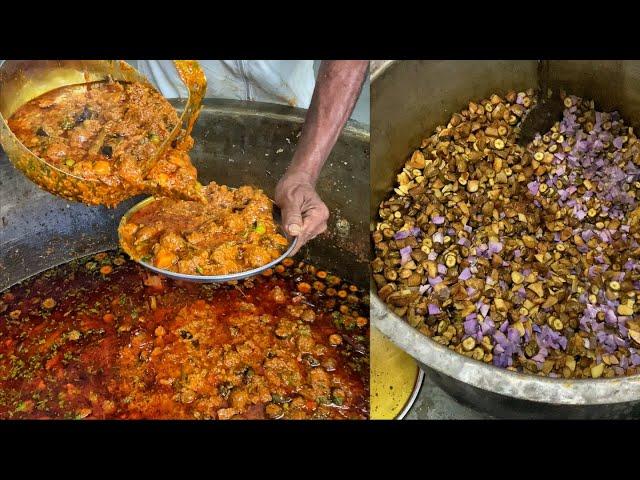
[1,98,370,291]
[371,60,640,419]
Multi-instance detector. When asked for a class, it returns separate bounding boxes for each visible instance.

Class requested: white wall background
[127,60,369,126]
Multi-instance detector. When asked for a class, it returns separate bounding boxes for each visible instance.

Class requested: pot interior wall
[371,60,640,217]
[546,60,640,124]
[371,60,537,216]
[1,99,369,291]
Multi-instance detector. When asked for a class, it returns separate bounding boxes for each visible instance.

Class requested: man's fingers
[308,222,328,240]
[288,231,309,256]
[288,239,304,257]
[287,215,323,257]
[288,220,326,257]
[303,215,328,240]
[303,201,330,239]
[278,185,329,257]
[280,195,304,237]
[284,213,303,236]
[288,223,302,236]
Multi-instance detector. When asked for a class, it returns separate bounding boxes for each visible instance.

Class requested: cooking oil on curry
[0,250,369,419]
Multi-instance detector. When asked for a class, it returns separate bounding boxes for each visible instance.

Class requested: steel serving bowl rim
[370,60,640,406]
[119,195,297,283]
[396,367,425,419]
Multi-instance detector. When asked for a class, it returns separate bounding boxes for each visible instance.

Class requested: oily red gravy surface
[0,250,369,419]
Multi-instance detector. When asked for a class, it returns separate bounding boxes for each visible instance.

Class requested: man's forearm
[286,60,368,183]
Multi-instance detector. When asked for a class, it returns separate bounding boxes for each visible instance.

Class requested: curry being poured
[7,60,288,277]
[8,79,202,204]
[4,60,207,207]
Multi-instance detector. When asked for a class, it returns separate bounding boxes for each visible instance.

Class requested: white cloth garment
[136,60,316,109]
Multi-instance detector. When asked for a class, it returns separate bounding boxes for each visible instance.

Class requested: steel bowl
[371,60,640,419]
[118,195,297,283]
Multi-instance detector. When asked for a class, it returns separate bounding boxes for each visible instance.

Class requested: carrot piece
[100,265,113,275]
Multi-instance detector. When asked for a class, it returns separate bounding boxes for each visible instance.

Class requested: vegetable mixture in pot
[373,90,640,379]
[0,251,369,419]
[119,184,289,275]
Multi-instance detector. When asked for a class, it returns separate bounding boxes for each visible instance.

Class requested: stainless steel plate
[118,195,297,283]
[396,369,425,420]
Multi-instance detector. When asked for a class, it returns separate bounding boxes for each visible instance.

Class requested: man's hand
[275,60,368,256]
[275,171,329,256]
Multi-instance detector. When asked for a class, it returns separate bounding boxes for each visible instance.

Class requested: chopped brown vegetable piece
[372,89,640,379]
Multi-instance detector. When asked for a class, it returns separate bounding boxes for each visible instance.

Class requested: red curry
[8,80,202,204]
[0,250,369,419]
